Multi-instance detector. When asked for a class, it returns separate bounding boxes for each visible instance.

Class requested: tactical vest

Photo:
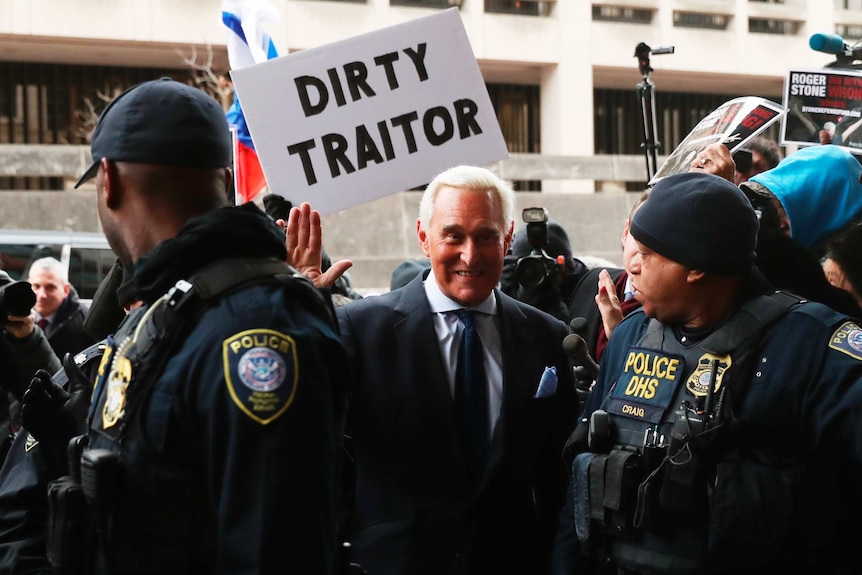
[79,257,333,575]
[573,291,802,575]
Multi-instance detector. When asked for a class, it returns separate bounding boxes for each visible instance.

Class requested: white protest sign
[649,96,785,186]
[231,8,508,215]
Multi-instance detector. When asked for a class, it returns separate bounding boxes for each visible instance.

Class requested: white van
[0,230,115,300]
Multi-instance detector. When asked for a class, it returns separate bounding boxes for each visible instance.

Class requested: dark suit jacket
[337,273,577,575]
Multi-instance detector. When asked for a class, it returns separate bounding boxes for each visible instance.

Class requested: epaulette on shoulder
[791,297,859,327]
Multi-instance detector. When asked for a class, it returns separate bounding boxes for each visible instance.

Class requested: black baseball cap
[75,78,232,188]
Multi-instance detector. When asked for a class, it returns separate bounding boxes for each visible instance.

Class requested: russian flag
[222,0,280,204]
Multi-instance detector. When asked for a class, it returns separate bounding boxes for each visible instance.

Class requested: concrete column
[540,0,595,193]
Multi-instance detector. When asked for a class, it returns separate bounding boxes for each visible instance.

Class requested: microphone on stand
[809,33,862,61]
[562,333,599,381]
[568,316,589,340]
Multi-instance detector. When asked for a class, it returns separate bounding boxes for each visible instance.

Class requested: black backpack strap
[702,290,805,355]
[168,257,302,310]
[166,257,336,329]
[708,291,806,435]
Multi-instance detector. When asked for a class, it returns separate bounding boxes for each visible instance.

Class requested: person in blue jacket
[554,171,862,574]
[46,78,349,575]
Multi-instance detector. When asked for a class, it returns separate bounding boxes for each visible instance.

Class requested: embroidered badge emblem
[224,329,298,424]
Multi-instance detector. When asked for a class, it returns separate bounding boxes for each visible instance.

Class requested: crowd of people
[0,79,861,575]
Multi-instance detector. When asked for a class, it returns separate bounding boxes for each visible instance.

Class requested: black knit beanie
[630,172,758,274]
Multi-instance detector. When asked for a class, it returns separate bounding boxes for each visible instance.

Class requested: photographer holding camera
[500,208,587,324]
[0,271,61,460]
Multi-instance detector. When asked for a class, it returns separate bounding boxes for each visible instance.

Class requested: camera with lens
[515,207,564,288]
[0,272,37,319]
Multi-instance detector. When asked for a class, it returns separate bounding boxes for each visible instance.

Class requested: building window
[0,61,193,190]
[390,0,452,6]
[836,0,862,10]
[592,5,653,24]
[837,24,862,40]
[594,88,781,190]
[487,84,541,191]
[485,0,540,16]
[673,11,730,30]
[749,18,798,34]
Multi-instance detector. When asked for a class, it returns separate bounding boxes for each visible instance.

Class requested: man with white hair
[27,257,93,360]
[315,164,578,574]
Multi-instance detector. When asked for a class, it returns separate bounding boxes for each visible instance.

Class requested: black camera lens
[0,281,36,318]
[516,255,550,288]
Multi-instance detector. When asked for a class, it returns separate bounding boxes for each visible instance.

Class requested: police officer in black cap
[553,171,862,574]
[45,78,349,575]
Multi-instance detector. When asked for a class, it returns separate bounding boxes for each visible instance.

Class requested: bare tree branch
[71,44,231,145]
[73,88,114,143]
[176,44,234,111]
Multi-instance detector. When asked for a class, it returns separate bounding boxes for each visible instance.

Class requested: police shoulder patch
[829,321,862,361]
[223,329,298,424]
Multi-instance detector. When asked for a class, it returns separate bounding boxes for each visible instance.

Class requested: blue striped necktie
[454,309,489,479]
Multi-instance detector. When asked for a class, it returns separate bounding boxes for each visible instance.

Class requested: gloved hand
[22,353,93,445]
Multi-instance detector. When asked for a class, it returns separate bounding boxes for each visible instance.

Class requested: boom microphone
[568,316,589,340]
[562,333,599,381]
[810,33,847,55]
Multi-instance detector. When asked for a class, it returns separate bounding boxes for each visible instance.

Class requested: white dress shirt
[423,270,503,436]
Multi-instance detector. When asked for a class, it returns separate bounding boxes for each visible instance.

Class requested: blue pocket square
[534,366,558,398]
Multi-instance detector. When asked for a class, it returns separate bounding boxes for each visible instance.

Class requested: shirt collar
[623,275,634,298]
[423,269,497,315]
